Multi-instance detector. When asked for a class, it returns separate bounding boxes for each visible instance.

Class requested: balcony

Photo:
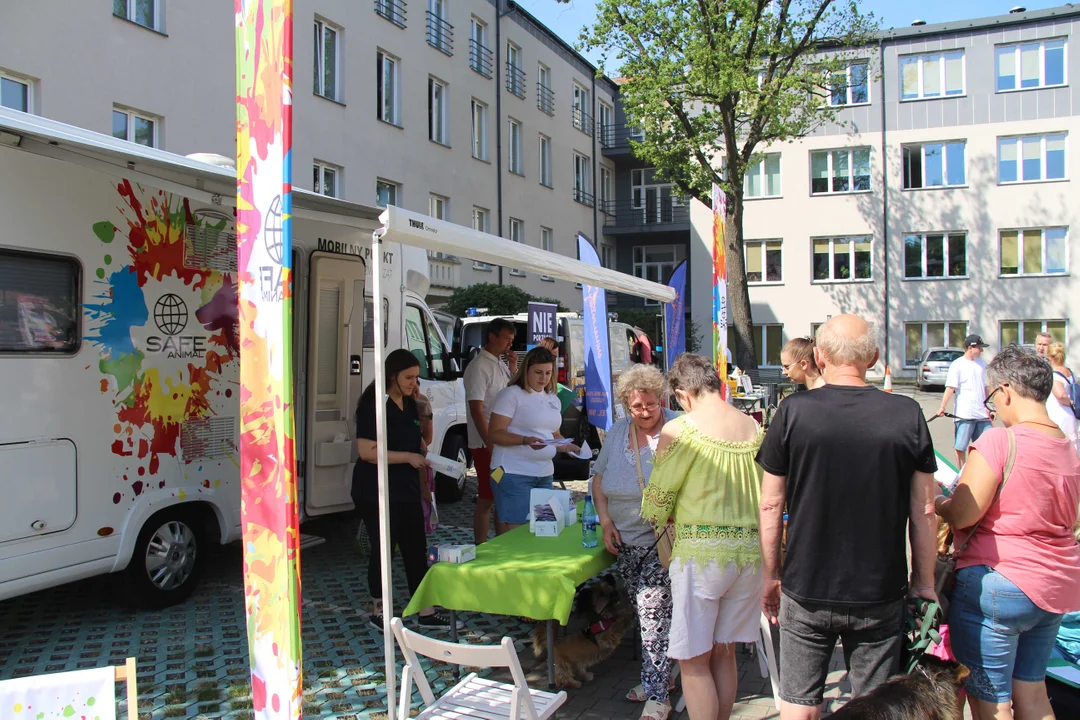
[598,198,616,215]
[426,12,453,56]
[505,63,526,99]
[597,122,614,148]
[428,252,461,295]
[573,187,595,207]
[601,124,646,156]
[572,106,593,137]
[470,39,493,78]
[374,0,406,28]
[537,83,554,115]
[602,198,690,234]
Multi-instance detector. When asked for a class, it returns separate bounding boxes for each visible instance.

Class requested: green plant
[442,283,569,317]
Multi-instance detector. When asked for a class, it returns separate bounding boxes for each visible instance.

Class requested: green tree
[442,283,568,317]
[582,0,877,369]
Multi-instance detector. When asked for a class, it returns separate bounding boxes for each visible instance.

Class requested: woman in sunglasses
[780,337,824,391]
[935,345,1080,719]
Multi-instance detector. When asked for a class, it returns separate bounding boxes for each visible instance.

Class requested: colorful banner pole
[579,235,614,431]
[663,259,687,369]
[235,2,302,718]
[712,184,729,396]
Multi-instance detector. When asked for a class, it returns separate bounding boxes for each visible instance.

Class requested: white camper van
[0,109,468,607]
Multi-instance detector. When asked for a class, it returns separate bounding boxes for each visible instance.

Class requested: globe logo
[264,194,284,264]
[154,294,188,336]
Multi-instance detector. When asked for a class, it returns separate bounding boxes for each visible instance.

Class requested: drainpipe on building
[591,72,599,251]
[495,0,517,286]
[879,36,891,369]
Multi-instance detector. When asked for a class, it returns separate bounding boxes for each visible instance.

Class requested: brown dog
[828,659,970,719]
[530,576,634,689]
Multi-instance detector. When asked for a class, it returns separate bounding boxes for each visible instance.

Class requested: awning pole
[371,229,396,714]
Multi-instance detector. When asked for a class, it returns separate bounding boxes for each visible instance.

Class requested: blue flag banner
[664,259,687,369]
[578,235,613,431]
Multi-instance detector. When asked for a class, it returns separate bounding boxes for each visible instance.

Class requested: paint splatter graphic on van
[85,180,239,503]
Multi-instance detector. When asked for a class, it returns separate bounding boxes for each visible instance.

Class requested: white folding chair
[391,617,567,720]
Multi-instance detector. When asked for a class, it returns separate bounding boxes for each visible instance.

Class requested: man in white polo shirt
[464,318,517,544]
[936,334,994,468]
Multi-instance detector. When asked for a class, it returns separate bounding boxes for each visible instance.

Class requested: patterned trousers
[616,543,675,703]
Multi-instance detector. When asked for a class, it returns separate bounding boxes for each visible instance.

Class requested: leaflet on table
[426,452,465,479]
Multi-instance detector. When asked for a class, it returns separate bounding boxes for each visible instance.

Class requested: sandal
[640,700,671,720]
[625,680,677,703]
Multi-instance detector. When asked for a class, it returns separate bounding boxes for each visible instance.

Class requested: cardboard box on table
[528,488,578,536]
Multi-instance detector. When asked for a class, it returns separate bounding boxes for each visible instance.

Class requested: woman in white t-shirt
[489,347,580,532]
[1047,342,1079,455]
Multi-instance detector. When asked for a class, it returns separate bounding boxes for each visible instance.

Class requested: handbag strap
[954,427,1016,554]
[631,423,647,495]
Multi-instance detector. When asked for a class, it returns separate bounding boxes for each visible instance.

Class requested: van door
[304,253,366,516]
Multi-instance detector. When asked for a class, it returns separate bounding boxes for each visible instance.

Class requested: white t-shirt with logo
[490,384,564,477]
[463,349,511,449]
[946,356,990,421]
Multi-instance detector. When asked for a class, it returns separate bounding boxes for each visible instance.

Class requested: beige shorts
[667,558,763,659]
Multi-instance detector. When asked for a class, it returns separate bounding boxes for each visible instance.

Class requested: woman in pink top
[936,346,1080,718]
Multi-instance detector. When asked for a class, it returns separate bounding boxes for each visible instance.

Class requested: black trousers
[358,500,428,603]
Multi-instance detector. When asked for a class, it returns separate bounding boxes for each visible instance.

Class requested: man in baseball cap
[935,334,993,467]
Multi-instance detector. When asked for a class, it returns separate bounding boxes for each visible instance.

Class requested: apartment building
[0,0,618,309]
[675,4,1079,376]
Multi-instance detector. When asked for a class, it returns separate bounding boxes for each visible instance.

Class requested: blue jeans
[954,419,993,452]
[949,565,1064,703]
[492,472,553,524]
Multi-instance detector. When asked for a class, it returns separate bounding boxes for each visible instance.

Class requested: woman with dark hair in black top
[354,348,457,631]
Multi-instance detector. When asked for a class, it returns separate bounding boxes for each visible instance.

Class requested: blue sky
[517,0,1066,70]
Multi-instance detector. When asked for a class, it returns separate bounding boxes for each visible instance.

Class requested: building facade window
[428,194,448,220]
[506,43,525,98]
[904,233,967,279]
[998,134,1067,184]
[572,83,592,136]
[376,179,399,207]
[539,134,552,187]
[631,168,681,224]
[508,119,523,175]
[112,107,157,147]
[996,39,1067,92]
[472,207,490,269]
[810,148,870,194]
[600,244,615,269]
[828,61,869,106]
[729,325,785,368]
[469,18,492,77]
[745,240,782,283]
[377,51,400,125]
[471,99,488,160]
[573,153,592,206]
[905,321,969,367]
[744,153,781,198]
[0,72,31,113]
[900,51,964,100]
[599,166,613,211]
[1000,227,1068,277]
[903,142,966,189]
[313,162,340,197]
[314,19,339,101]
[508,218,525,276]
[537,64,554,115]
[812,236,872,282]
[113,0,159,31]
[540,226,553,252]
[426,0,453,56]
[634,245,685,304]
[1001,320,1067,347]
[428,77,448,145]
[598,101,614,146]
[375,0,407,29]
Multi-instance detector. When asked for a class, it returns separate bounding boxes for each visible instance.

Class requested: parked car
[915,347,964,390]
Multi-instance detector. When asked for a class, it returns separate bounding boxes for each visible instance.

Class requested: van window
[609,325,631,373]
[363,298,389,348]
[0,250,80,354]
[425,313,447,377]
[405,305,430,378]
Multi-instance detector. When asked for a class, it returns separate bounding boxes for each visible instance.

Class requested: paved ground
[0,382,958,720]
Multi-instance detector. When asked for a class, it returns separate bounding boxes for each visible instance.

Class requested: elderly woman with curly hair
[591,364,680,720]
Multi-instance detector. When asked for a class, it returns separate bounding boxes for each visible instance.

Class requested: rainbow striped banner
[235,1,302,718]
[712,184,729,391]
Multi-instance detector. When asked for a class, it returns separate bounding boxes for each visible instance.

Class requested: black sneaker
[369,613,385,632]
[416,612,464,631]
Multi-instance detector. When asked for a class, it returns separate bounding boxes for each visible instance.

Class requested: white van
[0,109,467,607]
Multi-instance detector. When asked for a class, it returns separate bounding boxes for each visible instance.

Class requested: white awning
[378,206,676,304]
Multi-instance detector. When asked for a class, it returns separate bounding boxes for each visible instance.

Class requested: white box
[532,498,566,537]
[437,544,476,563]
[528,488,572,532]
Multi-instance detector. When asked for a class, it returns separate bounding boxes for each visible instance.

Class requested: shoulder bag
[934,428,1016,618]
[632,423,676,569]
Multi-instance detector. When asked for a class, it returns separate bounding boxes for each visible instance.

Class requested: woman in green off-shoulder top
[641,354,763,720]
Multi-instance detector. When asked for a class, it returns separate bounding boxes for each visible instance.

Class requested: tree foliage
[581,0,878,368]
[442,283,568,317]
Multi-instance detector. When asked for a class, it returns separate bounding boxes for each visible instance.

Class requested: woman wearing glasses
[591,364,680,720]
[935,346,1080,719]
[780,336,824,391]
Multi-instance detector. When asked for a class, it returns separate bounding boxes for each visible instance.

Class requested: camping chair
[0,657,137,720]
[391,617,567,720]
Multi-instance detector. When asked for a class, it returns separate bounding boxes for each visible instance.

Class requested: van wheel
[126,509,207,609]
[435,433,469,504]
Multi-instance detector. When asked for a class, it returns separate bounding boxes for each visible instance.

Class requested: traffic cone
[883,365,893,392]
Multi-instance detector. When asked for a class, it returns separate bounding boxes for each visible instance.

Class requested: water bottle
[582,495,598,548]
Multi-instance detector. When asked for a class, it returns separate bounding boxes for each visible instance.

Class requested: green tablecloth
[403,511,614,624]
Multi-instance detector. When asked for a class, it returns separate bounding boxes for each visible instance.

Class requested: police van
[0,109,469,607]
